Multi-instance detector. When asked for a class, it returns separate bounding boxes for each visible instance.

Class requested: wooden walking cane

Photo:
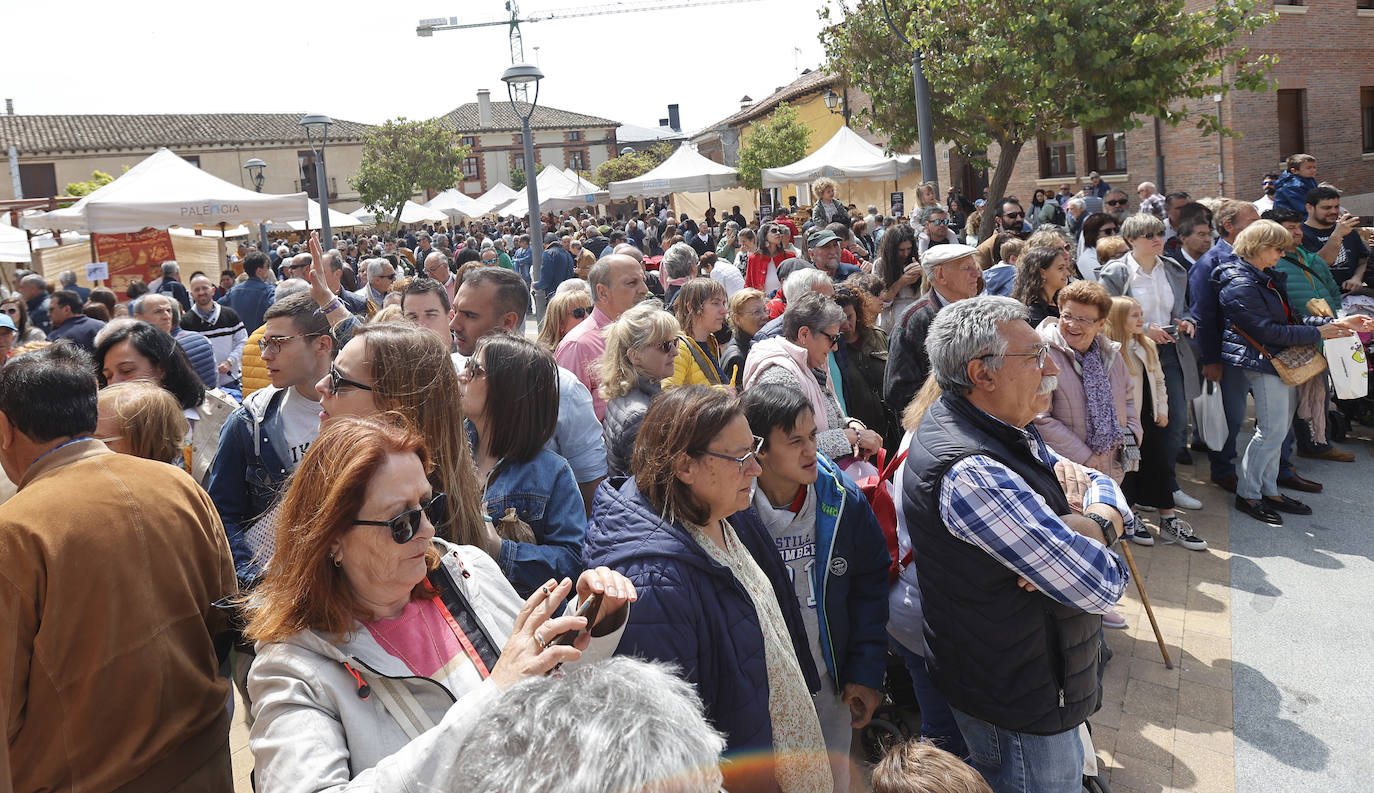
[1116,540,1172,668]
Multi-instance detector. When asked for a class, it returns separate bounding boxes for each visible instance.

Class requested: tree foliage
[736,104,812,191]
[66,169,118,197]
[822,0,1274,236]
[350,118,468,229]
[590,142,675,189]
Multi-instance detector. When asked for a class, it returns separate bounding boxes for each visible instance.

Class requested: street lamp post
[878,0,938,192]
[244,158,268,252]
[300,114,334,253]
[502,62,546,320]
[822,87,851,126]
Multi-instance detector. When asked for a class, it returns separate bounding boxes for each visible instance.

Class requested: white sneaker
[1160,516,1208,551]
[1172,489,1203,510]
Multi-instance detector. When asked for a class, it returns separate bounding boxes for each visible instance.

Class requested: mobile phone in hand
[551,592,603,647]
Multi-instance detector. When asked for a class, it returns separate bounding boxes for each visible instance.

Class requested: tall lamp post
[299,114,334,252]
[502,62,545,319]
[878,0,938,192]
[243,158,268,252]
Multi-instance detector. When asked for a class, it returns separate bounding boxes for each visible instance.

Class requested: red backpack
[855,448,912,583]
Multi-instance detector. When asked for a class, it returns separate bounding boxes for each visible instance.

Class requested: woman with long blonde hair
[598,300,680,477]
[537,288,594,351]
[315,322,486,548]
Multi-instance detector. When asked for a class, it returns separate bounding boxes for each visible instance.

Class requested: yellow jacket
[240,326,271,398]
[663,333,726,390]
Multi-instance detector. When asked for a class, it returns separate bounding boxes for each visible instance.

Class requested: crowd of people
[2,147,1371,793]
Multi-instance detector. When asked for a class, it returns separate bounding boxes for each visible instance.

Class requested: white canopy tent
[426,189,483,220]
[760,126,919,189]
[267,199,365,232]
[351,200,448,226]
[609,145,740,199]
[0,222,31,263]
[490,168,607,216]
[21,148,309,233]
[467,183,520,216]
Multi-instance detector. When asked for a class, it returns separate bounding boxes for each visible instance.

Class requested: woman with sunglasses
[0,295,46,344]
[1098,212,1204,513]
[245,415,635,793]
[599,301,681,478]
[744,292,882,464]
[537,288,594,352]
[1075,212,1120,282]
[584,386,830,793]
[316,322,487,549]
[459,332,587,597]
[664,277,729,390]
[745,222,791,293]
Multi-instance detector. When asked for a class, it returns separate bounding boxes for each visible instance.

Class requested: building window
[297,150,318,199]
[1277,89,1306,157]
[514,133,523,145]
[1361,0,1374,9]
[1038,136,1075,179]
[460,136,476,148]
[183,155,201,168]
[1087,130,1126,173]
[569,150,586,171]
[513,152,525,172]
[568,130,582,142]
[462,157,481,180]
[1362,88,1374,153]
[18,163,57,199]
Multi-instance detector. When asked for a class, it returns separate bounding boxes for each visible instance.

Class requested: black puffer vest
[903,393,1102,735]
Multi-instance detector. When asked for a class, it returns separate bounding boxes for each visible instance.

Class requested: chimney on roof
[667,104,681,133]
[5,99,12,116]
[739,95,753,110]
[477,89,493,128]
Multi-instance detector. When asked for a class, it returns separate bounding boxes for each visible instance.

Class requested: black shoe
[1210,474,1238,493]
[1264,494,1312,515]
[1176,449,1194,465]
[1277,473,1323,493]
[1235,496,1283,526]
[1191,440,1211,453]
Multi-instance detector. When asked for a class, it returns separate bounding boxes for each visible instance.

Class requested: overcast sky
[8,0,844,136]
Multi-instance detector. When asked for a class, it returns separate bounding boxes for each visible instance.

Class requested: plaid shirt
[938,422,1131,615]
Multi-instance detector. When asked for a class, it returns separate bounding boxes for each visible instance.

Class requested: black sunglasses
[571,305,593,319]
[354,492,448,544]
[1002,212,1025,220]
[1106,199,1129,207]
[327,364,374,395]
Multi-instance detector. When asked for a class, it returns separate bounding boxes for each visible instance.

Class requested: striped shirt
[938,423,1130,615]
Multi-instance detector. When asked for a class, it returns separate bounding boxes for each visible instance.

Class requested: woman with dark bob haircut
[95,320,205,411]
[584,385,829,793]
[459,331,586,597]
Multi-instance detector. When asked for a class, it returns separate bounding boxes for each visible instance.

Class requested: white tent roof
[609,145,740,199]
[0,222,31,263]
[21,148,309,233]
[352,200,448,225]
[760,126,918,189]
[426,189,483,219]
[267,199,365,232]
[562,169,603,194]
[490,168,607,216]
[468,183,520,216]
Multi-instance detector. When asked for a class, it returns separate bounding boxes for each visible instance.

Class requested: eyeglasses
[698,435,764,472]
[571,305,593,319]
[1002,212,1025,220]
[463,358,487,379]
[1106,199,1129,207]
[379,273,397,280]
[1135,231,1163,241]
[1098,227,1118,236]
[261,333,324,356]
[326,364,374,395]
[353,492,448,544]
[481,258,498,264]
[980,343,1050,369]
[1059,312,1104,327]
[928,218,950,226]
[651,337,680,354]
[816,329,840,349]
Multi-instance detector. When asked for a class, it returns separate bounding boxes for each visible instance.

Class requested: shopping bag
[1192,380,1228,452]
[1325,334,1369,400]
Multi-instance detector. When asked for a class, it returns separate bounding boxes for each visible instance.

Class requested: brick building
[438,91,618,197]
[0,113,373,208]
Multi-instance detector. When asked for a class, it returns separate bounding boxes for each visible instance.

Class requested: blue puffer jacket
[792,454,891,693]
[1212,258,1326,375]
[1272,171,1318,218]
[583,477,819,762]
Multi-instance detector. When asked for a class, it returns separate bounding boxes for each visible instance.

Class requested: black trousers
[1123,377,1175,510]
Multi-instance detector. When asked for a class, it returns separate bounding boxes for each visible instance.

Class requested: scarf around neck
[1077,337,1121,454]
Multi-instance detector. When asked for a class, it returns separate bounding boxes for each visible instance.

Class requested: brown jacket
[0,440,237,793]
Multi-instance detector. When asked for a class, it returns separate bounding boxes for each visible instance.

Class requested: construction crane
[417,0,764,101]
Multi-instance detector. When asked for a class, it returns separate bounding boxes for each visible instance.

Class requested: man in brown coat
[0,342,237,793]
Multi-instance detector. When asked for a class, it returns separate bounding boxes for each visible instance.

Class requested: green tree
[66,169,118,197]
[822,0,1274,237]
[590,142,674,189]
[350,118,469,229]
[735,104,811,191]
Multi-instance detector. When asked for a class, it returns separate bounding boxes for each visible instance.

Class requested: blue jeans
[895,643,968,759]
[949,707,1084,793]
[1239,369,1295,500]
[1158,344,1188,491]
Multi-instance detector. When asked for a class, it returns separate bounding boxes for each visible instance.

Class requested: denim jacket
[470,424,587,597]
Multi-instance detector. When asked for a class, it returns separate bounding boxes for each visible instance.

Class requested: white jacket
[247,540,625,793]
